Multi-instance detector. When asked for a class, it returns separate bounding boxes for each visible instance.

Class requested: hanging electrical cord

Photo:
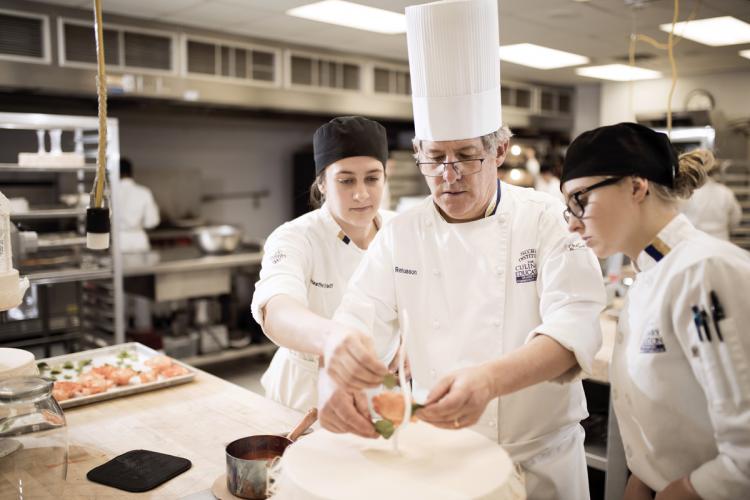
[628,0,702,136]
[665,0,679,134]
[86,0,111,250]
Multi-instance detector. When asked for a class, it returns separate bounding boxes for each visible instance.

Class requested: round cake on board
[271,422,525,500]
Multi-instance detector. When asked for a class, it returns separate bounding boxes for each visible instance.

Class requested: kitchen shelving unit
[721,160,750,251]
[0,112,125,354]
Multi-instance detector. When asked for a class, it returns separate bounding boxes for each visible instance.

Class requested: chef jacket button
[433,268,440,276]
[425,219,433,227]
[495,266,503,275]
[492,318,501,327]
[430,369,436,377]
[489,420,496,428]
[433,321,440,329]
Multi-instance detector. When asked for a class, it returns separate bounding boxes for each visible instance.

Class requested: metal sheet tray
[38,342,196,409]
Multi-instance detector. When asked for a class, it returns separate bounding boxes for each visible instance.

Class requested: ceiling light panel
[287,1,406,35]
[499,43,590,69]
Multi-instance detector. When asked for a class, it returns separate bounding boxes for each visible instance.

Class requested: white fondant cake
[272,422,525,500]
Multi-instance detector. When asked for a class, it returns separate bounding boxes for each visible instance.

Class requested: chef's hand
[323,324,388,391]
[655,476,701,500]
[317,369,379,438]
[623,474,654,500]
[416,364,496,429]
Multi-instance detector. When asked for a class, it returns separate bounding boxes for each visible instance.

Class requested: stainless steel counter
[122,246,263,277]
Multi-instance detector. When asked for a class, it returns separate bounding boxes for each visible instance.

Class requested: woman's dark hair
[309,169,326,209]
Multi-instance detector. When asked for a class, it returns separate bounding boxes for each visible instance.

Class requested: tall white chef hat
[406,0,501,141]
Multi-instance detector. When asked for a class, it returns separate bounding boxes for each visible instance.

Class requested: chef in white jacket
[251,116,395,412]
[681,168,742,241]
[117,158,160,253]
[561,123,750,500]
[316,2,606,499]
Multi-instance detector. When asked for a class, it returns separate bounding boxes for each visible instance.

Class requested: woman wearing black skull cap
[561,122,750,500]
[251,116,395,412]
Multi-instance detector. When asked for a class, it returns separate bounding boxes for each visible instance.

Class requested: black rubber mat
[87,449,192,492]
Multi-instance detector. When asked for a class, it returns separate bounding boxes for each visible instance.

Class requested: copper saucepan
[225,408,317,499]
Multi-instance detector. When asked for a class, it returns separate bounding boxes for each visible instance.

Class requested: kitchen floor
[201,354,272,395]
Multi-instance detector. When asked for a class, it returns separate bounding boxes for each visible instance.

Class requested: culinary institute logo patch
[640,328,666,354]
[515,249,537,283]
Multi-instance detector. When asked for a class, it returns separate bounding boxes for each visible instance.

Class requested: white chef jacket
[612,214,750,499]
[334,181,605,459]
[251,204,395,412]
[681,178,742,241]
[116,178,160,253]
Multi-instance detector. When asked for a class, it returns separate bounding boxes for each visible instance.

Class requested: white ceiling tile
[29,0,89,7]
[166,1,261,27]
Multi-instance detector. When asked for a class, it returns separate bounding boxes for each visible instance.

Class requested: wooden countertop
[58,368,301,498]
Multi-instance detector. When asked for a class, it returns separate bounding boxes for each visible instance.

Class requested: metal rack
[0,112,124,354]
[721,160,750,251]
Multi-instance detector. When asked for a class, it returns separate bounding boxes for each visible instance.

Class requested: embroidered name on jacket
[310,279,334,289]
[567,240,587,251]
[394,266,418,276]
[515,249,538,283]
[640,328,666,354]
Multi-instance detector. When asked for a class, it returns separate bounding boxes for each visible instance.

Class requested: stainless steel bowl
[193,225,242,254]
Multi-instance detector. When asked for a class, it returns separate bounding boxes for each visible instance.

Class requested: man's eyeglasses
[563,177,625,223]
[415,158,485,178]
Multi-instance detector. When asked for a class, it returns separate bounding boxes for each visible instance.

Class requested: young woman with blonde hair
[561,123,750,500]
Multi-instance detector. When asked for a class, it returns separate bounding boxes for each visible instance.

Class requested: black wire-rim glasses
[563,177,626,223]
[415,158,485,178]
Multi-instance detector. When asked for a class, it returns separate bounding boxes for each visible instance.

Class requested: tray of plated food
[37,342,195,409]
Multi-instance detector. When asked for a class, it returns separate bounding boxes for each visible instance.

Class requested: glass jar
[0,376,68,499]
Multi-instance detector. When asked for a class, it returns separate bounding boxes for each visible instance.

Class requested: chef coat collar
[485,179,501,218]
[634,214,694,273]
[321,202,381,247]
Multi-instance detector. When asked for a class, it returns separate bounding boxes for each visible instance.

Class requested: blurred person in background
[117,157,160,253]
[681,158,742,241]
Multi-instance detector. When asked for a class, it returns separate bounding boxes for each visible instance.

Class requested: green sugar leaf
[374,419,395,439]
[382,373,398,389]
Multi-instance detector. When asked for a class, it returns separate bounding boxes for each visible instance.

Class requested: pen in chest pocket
[700,309,712,342]
[709,291,725,342]
[692,305,705,342]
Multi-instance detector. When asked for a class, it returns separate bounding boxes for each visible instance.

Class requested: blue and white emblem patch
[640,328,666,354]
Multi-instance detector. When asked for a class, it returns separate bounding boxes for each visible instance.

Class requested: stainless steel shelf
[37,235,87,249]
[180,342,277,368]
[585,442,608,471]
[27,268,112,285]
[0,163,97,173]
[11,208,86,220]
